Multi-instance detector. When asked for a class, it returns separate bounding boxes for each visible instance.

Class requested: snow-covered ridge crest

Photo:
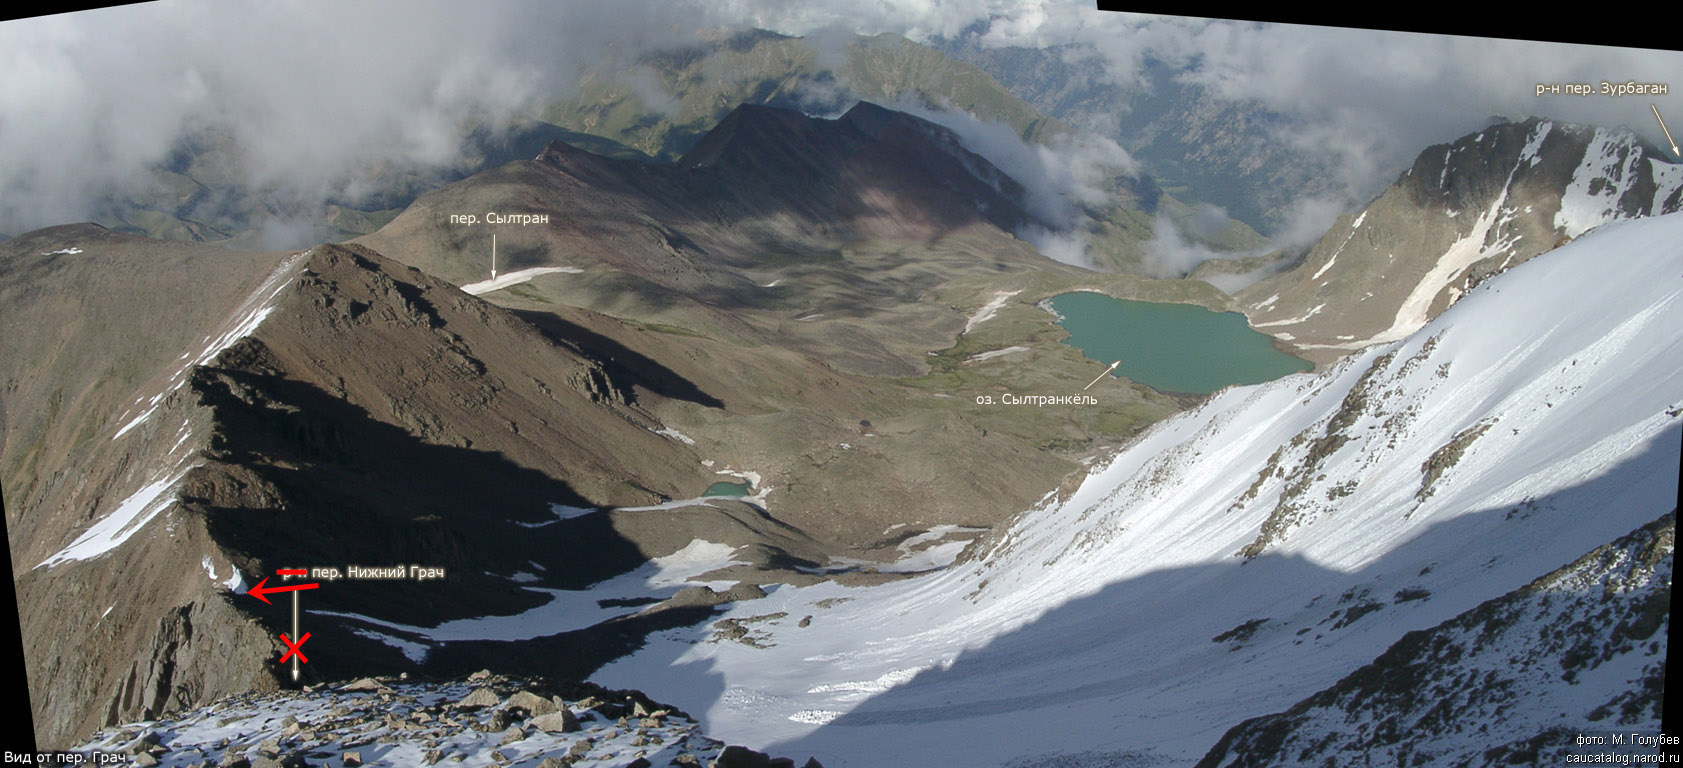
[593,213,1683,765]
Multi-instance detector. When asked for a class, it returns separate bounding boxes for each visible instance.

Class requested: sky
[1,1,1678,258]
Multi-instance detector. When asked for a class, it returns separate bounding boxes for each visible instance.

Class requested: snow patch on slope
[963,290,1020,334]
[316,539,747,644]
[460,266,582,295]
[38,469,194,568]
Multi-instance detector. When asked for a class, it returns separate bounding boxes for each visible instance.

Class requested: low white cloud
[881,99,1134,266]
[1142,211,1240,278]
[0,1,708,235]
[1017,224,1094,268]
[5,0,1678,254]
[725,2,1683,240]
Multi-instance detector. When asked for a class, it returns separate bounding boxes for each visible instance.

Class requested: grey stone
[340,678,388,693]
[485,708,514,732]
[456,687,500,709]
[721,583,767,602]
[669,585,720,607]
[530,709,581,733]
[505,690,557,717]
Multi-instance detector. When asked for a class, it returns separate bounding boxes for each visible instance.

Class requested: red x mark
[280,632,311,664]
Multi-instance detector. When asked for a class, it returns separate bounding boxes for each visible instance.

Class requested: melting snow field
[460,266,583,295]
[962,290,1020,334]
[315,539,748,655]
[37,471,194,568]
[590,213,1683,766]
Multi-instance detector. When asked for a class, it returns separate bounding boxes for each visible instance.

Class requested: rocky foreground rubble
[65,671,819,768]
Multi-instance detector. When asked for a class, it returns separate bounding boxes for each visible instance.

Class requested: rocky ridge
[1241,118,1683,363]
[67,670,822,768]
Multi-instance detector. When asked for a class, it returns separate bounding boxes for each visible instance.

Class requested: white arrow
[1083,359,1121,391]
[1654,105,1680,159]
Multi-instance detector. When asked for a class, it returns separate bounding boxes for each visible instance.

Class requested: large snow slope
[594,211,1682,766]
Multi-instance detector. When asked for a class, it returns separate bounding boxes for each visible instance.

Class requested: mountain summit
[1241,117,1683,361]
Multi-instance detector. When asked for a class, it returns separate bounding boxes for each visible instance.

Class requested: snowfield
[460,266,582,295]
[591,212,1683,766]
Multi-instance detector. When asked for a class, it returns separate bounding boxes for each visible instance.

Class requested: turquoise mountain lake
[1046,292,1312,395]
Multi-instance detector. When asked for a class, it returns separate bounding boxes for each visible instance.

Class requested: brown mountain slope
[2,236,764,747]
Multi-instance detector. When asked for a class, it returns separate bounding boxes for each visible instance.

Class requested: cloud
[720,2,1683,238]
[1141,208,1251,279]
[955,8,1683,229]
[0,0,710,235]
[5,0,1679,253]
[876,98,1134,266]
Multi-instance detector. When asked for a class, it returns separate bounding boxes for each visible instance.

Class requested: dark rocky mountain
[1238,118,1683,364]
[367,100,1039,286]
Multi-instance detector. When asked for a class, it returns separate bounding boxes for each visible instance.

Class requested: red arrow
[247,576,319,604]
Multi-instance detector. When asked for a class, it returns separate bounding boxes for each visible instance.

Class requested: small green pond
[703,481,752,497]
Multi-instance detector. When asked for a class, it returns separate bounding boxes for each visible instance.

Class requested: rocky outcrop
[70,671,777,768]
